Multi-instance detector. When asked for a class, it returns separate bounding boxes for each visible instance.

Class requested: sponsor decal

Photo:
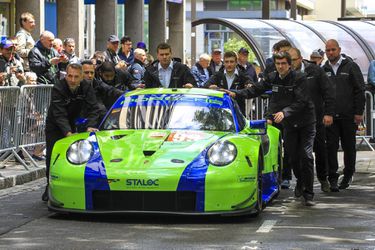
[238,176,256,182]
[126,179,159,187]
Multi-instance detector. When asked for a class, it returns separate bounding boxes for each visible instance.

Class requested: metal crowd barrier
[356,90,374,151]
[0,87,20,172]
[0,85,53,170]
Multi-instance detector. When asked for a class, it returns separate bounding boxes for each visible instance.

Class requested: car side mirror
[248,119,267,135]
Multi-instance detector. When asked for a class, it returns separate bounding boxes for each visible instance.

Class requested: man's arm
[50,88,73,136]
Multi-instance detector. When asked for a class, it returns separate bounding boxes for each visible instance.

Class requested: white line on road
[256,220,277,233]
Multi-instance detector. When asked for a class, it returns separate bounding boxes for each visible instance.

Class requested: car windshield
[101,94,235,131]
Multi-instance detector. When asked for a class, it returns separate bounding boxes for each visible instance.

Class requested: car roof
[125,88,226,98]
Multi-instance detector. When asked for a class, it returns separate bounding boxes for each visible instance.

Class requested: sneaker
[42,185,49,202]
[294,181,303,198]
[329,178,340,192]
[319,179,330,193]
[281,179,291,189]
[32,155,46,161]
[339,176,352,189]
[304,199,316,206]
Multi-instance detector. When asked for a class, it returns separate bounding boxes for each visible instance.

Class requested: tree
[223,37,256,63]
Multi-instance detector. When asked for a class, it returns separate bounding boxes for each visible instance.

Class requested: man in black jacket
[289,47,335,192]
[28,31,68,85]
[322,39,366,191]
[43,63,100,201]
[205,51,253,115]
[81,60,123,122]
[96,61,133,91]
[227,52,316,206]
[143,43,196,88]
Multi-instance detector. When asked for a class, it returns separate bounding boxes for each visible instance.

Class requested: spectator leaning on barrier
[0,39,26,86]
[128,48,147,90]
[81,60,123,122]
[322,39,366,191]
[29,31,67,85]
[16,12,36,72]
[191,53,212,88]
[289,47,335,193]
[43,63,100,201]
[205,51,252,115]
[143,42,196,88]
[104,35,121,66]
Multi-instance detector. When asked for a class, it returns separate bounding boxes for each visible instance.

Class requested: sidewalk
[0,151,374,191]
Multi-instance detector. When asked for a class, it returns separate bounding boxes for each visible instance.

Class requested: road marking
[274,226,334,230]
[256,220,277,233]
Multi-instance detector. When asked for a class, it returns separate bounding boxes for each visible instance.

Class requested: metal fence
[0,85,53,170]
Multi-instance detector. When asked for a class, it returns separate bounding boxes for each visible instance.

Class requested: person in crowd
[191,53,212,87]
[81,60,123,122]
[143,42,196,88]
[226,52,316,206]
[0,39,26,86]
[310,49,325,66]
[209,48,223,74]
[29,31,68,85]
[262,39,292,189]
[43,63,100,201]
[289,47,335,193]
[205,51,253,114]
[118,35,134,66]
[91,51,106,69]
[52,38,63,54]
[16,12,36,72]
[128,48,147,89]
[104,35,122,66]
[237,47,258,83]
[58,38,80,79]
[96,61,132,91]
[322,39,366,191]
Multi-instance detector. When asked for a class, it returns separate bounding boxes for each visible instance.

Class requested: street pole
[291,0,297,20]
[191,0,196,65]
[262,0,270,20]
[341,0,346,18]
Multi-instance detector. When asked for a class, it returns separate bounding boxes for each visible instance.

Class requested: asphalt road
[0,174,374,250]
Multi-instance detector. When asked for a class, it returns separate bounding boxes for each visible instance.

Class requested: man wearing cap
[0,39,26,86]
[144,42,196,89]
[209,48,223,74]
[104,35,121,66]
[310,49,325,66]
[118,36,134,66]
[16,12,36,72]
[237,47,258,83]
[29,31,66,85]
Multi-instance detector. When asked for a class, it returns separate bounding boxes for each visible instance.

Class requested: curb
[0,167,46,190]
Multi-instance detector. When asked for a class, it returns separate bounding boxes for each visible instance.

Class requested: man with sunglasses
[322,39,365,191]
[226,52,317,206]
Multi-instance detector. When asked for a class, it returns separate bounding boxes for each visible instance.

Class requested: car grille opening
[92,190,196,212]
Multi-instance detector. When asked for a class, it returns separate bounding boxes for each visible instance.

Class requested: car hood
[95,130,229,171]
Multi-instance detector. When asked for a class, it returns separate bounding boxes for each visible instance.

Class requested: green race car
[48,88,282,216]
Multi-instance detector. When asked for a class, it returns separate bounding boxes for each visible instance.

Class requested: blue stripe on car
[84,132,109,210]
[177,148,210,212]
[262,171,279,204]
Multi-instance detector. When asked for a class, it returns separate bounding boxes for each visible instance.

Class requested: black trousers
[272,123,291,180]
[314,123,328,181]
[326,119,357,182]
[45,130,65,183]
[284,123,316,200]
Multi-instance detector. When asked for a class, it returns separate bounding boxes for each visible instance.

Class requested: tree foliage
[223,37,256,63]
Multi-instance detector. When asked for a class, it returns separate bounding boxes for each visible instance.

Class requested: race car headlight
[67,140,93,165]
[207,140,237,166]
